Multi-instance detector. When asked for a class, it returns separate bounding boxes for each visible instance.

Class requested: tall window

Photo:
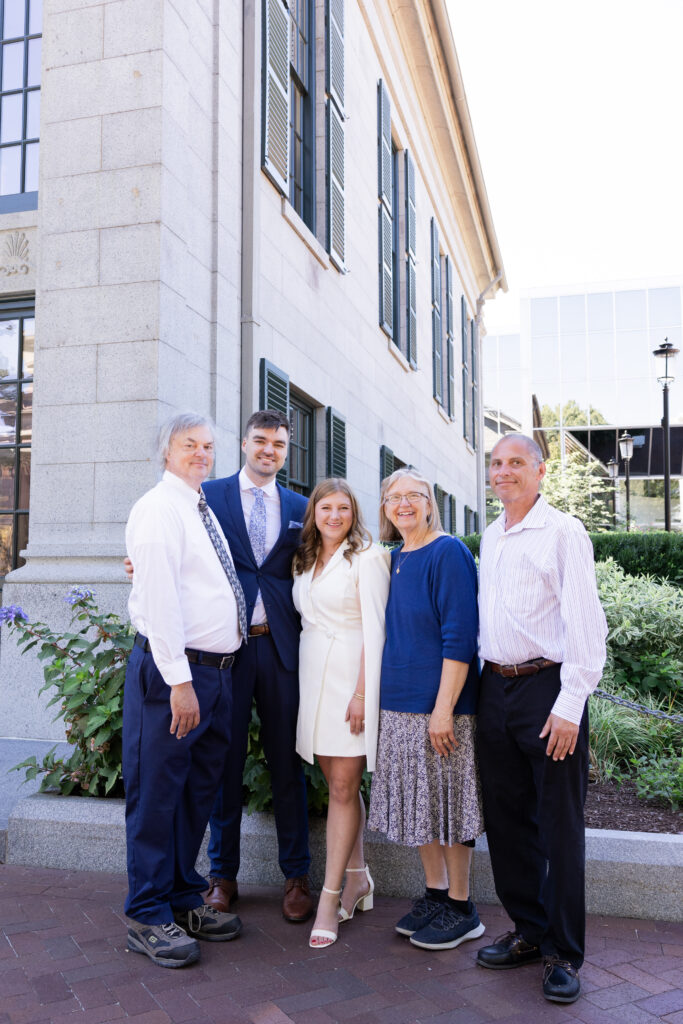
[289,0,314,229]
[0,0,41,212]
[0,301,32,576]
[288,392,314,496]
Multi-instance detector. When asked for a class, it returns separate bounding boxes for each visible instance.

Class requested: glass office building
[483,281,683,530]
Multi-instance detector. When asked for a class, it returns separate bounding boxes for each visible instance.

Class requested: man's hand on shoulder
[170,682,200,739]
[539,713,579,761]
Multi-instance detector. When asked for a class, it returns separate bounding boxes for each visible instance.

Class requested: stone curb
[6,794,682,922]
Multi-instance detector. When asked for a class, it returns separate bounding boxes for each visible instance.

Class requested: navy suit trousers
[476,662,589,969]
[123,644,232,923]
[208,631,310,879]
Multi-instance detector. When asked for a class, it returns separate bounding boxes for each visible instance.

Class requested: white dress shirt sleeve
[551,522,607,724]
[127,501,193,687]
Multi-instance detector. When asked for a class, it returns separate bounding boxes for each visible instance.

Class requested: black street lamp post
[607,456,618,528]
[652,338,679,532]
[618,431,634,532]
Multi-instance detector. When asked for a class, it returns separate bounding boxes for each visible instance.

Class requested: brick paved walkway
[0,865,681,1024]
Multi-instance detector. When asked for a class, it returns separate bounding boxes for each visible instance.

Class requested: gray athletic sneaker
[174,903,242,942]
[126,919,200,968]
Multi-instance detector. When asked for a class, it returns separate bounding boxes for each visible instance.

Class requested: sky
[446,0,683,333]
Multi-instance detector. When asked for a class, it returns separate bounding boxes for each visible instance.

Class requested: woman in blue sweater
[368,467,485,951]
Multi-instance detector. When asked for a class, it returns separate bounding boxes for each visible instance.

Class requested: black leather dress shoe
[476,930,542,970]
[542,957,581,1003]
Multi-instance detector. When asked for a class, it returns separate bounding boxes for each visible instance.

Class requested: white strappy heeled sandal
[309,886,342,948]
[338,865,374,923]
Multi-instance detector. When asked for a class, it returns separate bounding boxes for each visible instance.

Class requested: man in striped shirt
[475,434,607,1005]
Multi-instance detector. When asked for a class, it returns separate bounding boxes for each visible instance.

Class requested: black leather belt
[135,633,235,670]
[486,657,559,678]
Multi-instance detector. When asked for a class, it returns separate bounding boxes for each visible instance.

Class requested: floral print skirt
[368,710,484,847]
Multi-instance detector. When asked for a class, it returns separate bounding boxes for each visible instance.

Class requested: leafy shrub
[459,534,480,559]
[588,687,683,782]
[632,753,683,811]
[589,532,683,586]
[3,589,133,797]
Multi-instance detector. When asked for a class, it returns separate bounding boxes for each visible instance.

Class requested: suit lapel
[263,485,294,564]
[226,475,256,565]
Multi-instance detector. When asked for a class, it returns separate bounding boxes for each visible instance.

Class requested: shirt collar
[500,493,549,535]
[162,469,202,506]
[239,464,278,497]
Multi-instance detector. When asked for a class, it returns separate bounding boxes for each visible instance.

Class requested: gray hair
[156,411,215,470]
[379,466,443,543]
[493,433,544,465]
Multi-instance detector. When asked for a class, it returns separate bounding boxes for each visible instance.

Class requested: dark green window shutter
[327,100,345,270]
[326,0,344,112]
[470,318,478,450]
[473,510,479,534]
[378,81,393,336]
[326,406,347,477]
[464,504,471,535]
[434,484,446,528]
[431,218,442,403]
[259,358,290,486]
[448,494,457,535]
[405,151,417,366]
[461,295,471,443]
[445,256,455,417]
[262,0,290,195]
[379,444,394,488]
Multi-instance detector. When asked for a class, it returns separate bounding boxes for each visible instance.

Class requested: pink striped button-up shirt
[478,495,607,724]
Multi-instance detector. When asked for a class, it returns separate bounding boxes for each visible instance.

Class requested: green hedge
[460,531,683,585]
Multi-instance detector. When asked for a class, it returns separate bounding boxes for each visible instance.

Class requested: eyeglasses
[383,491,429,506]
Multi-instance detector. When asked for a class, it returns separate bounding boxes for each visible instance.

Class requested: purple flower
[0,604,27,624]
[64,587,95,605]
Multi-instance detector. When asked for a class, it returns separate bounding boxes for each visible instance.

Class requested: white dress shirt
[238,465,280,625]
[127,470,241,687]
[479,495,607,724]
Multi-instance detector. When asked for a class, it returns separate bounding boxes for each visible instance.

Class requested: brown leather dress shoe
[203,877,238,913]
[282,876,314,922]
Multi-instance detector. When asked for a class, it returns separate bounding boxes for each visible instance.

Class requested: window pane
[0,450,15,510]
[618,379,657,424]
[616,330,650,379]
[0,381,17,441]
[15,510,27,566]
[2,41,24,90]
[0,143,21,194]
[588,381,617,425]
[530,297,557,336]
[0,516,12,575]
[648,287,681,330]
[587,292,613,332]
[0,92,22,143]
[24,139,38,189]
[615,289,646,331]
[3,0,26,39]
[589,331,615,380]
[18,448,29,507]
[0,320,18,378]
[560,294,585,333]
[498,333,521,370]
[27,35,40,86]
[531,334,559,382]
[20,381,31,441]
[561,332,587,383]
[26,87,38,138]
[561,384,589,427]
[22,317,33,376]
[29,0,42,35]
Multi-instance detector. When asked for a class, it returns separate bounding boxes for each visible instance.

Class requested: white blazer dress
[292,542,390,772]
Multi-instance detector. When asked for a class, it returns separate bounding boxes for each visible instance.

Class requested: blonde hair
[379,466,442,543]
[292,478,371,575]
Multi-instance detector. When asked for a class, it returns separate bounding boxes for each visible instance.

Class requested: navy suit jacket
[203,473,308,673]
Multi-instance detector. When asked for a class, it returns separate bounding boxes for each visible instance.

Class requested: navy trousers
[208,631,310,880]
[476,662,589,969]
[123,643,232,923]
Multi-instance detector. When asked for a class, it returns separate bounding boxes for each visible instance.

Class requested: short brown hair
[244,409,290,436]
[293,478,371,575]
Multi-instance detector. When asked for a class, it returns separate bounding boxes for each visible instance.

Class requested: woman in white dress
[292,478,390,948]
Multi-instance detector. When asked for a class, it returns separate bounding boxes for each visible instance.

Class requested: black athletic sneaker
[409,902,485,950]
[395,892,447,937]
[127,920,200,968]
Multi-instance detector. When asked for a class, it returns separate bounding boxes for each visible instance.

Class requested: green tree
[540,400,607,427]
[542,453,613,531]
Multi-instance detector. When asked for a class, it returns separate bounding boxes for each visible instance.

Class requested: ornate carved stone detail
[0,231,30,276]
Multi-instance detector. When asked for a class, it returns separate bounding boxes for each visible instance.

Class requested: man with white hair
[475,433,607,1004]
[122,412,245,968]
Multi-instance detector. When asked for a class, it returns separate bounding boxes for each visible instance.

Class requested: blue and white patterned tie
[248,487,267,567]
[197,490,248,642]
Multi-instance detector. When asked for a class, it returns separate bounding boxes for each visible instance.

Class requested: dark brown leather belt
[135,633,235,670]
[248,623,270,637]
[486,657,559,678]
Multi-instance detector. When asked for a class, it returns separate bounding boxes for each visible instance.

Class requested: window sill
[0,192,38,214]
[434,399,453,425]
[387,337,412,372]
[281,198,330,269]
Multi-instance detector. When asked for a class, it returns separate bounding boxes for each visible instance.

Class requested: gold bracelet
[353,691,365,701]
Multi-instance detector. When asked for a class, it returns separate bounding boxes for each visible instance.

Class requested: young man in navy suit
[203,410,313,922]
